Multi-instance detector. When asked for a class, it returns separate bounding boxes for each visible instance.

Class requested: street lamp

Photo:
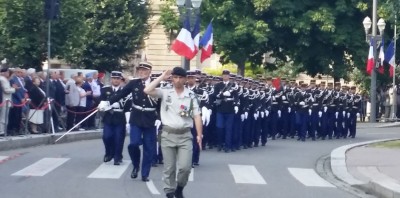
[176,0,203,71]
[362,0,386,123]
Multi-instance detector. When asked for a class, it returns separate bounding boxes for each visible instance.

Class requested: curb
[376,122,400,128]
[0,130,102,151]
[330,138,400,198]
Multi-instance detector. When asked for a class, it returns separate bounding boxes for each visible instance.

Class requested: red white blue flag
[384,40,395,77]
[199,22,213,63]
[171,15,196,60]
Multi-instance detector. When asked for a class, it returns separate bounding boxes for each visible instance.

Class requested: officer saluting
[98,62,161,182]
[99,71,126,165]
[144,67,203,198]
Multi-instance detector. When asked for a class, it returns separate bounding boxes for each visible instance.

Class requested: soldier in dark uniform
[348,86,361,138]
[98,62,160,182]
[294,83,310,141]
[213,70,239,152]
[232,75,245,150]
[99,71,126,165]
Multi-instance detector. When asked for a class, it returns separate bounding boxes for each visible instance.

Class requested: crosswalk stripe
[288,168,335,187]
[146,180,161,195]
[0,156,8,161]
[87,160,130,179]
[229,164,267,184]
[12,158,70,176]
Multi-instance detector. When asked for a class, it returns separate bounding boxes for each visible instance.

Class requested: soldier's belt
[162,125,191,134]
[112,109,123,112]
[223,98,234,101]
[312,103,319,106]
[132,104,156,111]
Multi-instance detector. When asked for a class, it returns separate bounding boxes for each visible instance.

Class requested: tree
[80,0,150,72]
[201,0,270,76]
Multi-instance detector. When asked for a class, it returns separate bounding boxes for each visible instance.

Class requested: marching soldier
[99,62,161,182]
[348,86,361,138]
[213,70,238,153]
[99,71,126,165]
[144,67,203,198]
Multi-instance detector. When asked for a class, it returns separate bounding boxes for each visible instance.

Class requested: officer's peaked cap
[137,61,153,70]
[111,71,123,78]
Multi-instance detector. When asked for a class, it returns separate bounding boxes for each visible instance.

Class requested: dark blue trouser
[270,111,279,138]
[334,112,343,138]
[261,115,270,145]
[349,112,357,137]
[296,111,309,140]
[128,124,156,178]
[242,117,251,147]
[233,114,243,149]
[280,109,289,138]
[103,124,125,162]
[191,128,200,164]
[216,112,234,150]
[309,110,318,138]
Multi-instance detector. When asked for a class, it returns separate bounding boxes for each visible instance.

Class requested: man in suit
[65,74,80,130]
[8,68,27,135]
[0,68,16,136]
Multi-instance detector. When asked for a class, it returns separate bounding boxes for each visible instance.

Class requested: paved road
[0,127,399,198]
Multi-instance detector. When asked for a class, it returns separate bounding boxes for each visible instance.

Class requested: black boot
[166,192,175,198]
[175,186,184,198]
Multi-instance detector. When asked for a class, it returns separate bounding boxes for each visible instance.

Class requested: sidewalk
[331,139,400,198]
[0,130,102,151]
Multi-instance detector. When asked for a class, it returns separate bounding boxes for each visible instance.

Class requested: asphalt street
[0,126,399,198]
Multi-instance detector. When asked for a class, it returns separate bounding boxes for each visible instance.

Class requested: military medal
[179,105,189,117]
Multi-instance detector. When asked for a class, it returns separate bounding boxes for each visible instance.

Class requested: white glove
[323,106,328,112]
[256,111,260,117]
[335,112,339,119]
[265,110,269,117]
[356,113,360,118]
[308,109,312,116]
[126,124,130,134]
[272,96,276,101]
[278,110,281,118]
[202,112,207,125]
[299,101,305,106]
[254,113,258,120]
[318,111,322,118]
[223,91,231,97]
[205,109,211,126]
[98,101,110,111]
[111,102,120,108]
[261,112,265,118]
[240,114,245,121]
[234,106,239,114]
[155,120,162,131]
[282,96,286,100]
[125,112,131,123]
[202,107,208,121]
[288,107,291,113]
[244,112,248,119]
[342,111,346,117]
[347,113,350,118]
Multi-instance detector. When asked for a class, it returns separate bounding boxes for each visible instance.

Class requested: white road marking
[0,156,8,161]
[87,160,130,179]
[288,168,335,187]
[229,164,267,184]
[12,158,70,176]
[146,180,161,195]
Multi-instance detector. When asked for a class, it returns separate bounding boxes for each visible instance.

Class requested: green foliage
[158,0,180,39]
[0,0,150,72]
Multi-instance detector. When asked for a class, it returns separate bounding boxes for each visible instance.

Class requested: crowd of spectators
[0,66,104,136]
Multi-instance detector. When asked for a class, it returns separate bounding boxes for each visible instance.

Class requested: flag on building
[366,38,374,75]
[199,22,213,63]
[384,40,395,77]
[192,15,201,54]
[171,15,196,60]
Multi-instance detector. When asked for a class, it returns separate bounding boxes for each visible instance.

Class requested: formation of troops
[97,62,362,198]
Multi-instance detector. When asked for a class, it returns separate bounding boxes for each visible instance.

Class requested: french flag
[366,38,374,75]
[171,15,196,60]
[199,22,213,63]
[384,40,395,77]
[192,15,201,54]
[378,39,385,74]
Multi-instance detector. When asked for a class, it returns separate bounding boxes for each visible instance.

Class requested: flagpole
[391,14,397,121]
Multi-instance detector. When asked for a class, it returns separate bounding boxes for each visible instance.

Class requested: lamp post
[362,1,386,123]
[176,0,203,71]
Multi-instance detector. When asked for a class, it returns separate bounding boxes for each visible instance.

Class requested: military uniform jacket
[109,79,160,128]
[213,82,238,114]
[101,86,126,125]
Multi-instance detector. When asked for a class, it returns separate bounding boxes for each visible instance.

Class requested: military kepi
[171,67,187,77]
[111,71,123,79]
[138,61,153,70]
